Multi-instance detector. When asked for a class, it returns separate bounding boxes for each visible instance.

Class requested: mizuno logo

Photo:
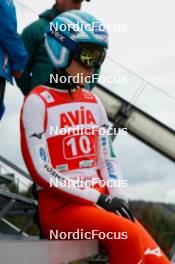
[30,132,44,140]
[144,247,162,257]
[102,124,109,129]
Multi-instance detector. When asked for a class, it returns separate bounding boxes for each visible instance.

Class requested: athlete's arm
[94,96,135,221]
[20,93,100,205]
[96,95,127,200]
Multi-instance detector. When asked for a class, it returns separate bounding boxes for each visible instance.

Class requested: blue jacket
[0,0,28,84]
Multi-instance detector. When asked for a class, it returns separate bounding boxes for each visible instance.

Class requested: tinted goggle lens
[72,0,89,3]
[74,44,106,68]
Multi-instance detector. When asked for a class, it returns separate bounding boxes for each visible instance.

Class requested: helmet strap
[44,69,80,93]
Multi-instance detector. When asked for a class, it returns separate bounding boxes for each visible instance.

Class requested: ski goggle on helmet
[45,10,109,69]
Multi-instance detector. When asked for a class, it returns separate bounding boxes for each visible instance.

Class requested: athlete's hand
[97,194,135,222]
[12,71,23,78]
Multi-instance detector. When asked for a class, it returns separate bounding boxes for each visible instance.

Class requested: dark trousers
[0,77,6,107]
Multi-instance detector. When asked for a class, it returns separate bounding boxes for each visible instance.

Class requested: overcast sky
[0,0,175,203]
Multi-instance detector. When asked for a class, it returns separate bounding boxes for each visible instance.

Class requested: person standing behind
[15,0,94,96]
[0,0,28,120]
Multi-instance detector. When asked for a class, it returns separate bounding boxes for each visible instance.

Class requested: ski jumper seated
[20,10,170,264]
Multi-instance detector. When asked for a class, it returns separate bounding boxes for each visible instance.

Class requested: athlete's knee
[108,217,141,242]
[108,219,142,247]
[117,220,140,243]
[101,221,144,264]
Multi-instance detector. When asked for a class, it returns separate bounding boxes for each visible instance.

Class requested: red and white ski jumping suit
[20,85,170,264]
